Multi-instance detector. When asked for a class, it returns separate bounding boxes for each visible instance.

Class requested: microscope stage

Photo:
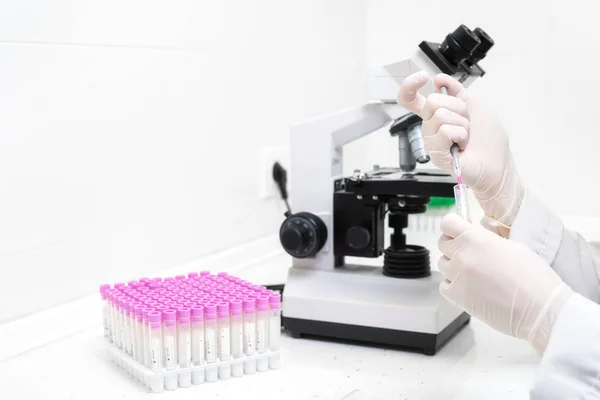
[282,265,469,355]
[343,167,456,198]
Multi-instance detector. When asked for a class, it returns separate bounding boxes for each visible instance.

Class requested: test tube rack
[99,271,283,393]
[103,338,283,393]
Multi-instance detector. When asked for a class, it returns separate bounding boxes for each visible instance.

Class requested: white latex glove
[438,213,573,355]
[397,72,524,227]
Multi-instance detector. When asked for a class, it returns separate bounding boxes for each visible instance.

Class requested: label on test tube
[164,336,176,368]
[151,338,161,368]
[270,312,280,349]
[103,305,109,336]
[230,323,242,357]
[245,322,256,353]
[205,329,216,362]
[185,332,191,361]
[256,319,266,352]
[220,327,231,359]
[193,329,204,362]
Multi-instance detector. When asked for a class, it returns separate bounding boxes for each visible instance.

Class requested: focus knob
[279,212,327,258]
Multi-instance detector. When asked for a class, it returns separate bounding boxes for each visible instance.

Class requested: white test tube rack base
[102,337,282,393]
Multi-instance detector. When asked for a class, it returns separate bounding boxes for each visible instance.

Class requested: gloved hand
[438,213,573,355]
[397,72,524,227]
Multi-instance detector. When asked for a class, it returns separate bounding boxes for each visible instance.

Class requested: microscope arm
[288,102,395,270]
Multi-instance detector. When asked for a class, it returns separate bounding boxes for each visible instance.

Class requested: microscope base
[282,266,469,355]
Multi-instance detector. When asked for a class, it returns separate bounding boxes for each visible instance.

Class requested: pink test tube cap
[200,271,210,277]
[191,305,204,322]
[162,309,177,326]
[164,277,175,283]
[121,298,132,312]
[114,282,126,290]
[269,293,281,309]
[204,304,217,320]
[177,307,191,322]
[142,307,155,320]
[243,298,256,313]
[256,296,269,311]
[217,272,228,277]
[139,277,150,283]
[99,284,111,299]
[175,275,186,280]
[148,311,161,329]
[188,272,198,279]
[148,283,161,290]
[134,304,144,321]
[229,299,242,316]
[217,302,229,318]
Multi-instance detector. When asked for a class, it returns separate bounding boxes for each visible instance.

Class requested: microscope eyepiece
[465,28,494,65]
[439,25,481,67]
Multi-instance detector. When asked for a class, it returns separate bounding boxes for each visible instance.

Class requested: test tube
[454,183,471,222]
[142,307,155,368]
[229,299,244,377]
[129,302,141,360]
[99,284,111,338]
[148,311,163,369]
[268,293,282,369]
[113,296,123,349]
[134,304,144,363]
[255,296,270,372]
[106,291,115,342]
[162,309,178,390]
[177,307,192,388]
[217,302,232,379]
[122,299,133,355]
[243,298,257,374]
[204,305,218,382]
[148,311,164,393]
[191,305,205,385]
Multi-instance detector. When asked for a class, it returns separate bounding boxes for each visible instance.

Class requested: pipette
[440,86,471,222]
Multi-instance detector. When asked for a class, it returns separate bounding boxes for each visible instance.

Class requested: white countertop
[0,249,546,400]
[0,317,539,400]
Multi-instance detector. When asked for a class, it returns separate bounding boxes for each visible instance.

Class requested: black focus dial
[279,212,327,258]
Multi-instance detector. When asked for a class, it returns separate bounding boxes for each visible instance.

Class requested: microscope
[278,25,494,355]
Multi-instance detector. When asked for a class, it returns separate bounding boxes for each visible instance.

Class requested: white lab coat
[509,190,600,398]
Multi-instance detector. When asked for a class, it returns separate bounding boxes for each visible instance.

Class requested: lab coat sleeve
[530,293,600,399]
[510,189,600,303]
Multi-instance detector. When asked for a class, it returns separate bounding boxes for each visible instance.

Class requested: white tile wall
[0,0,368,322]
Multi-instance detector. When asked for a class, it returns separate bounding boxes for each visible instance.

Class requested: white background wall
[4,0,600,323]
[0,0,368,322]
[364,0,600,219]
